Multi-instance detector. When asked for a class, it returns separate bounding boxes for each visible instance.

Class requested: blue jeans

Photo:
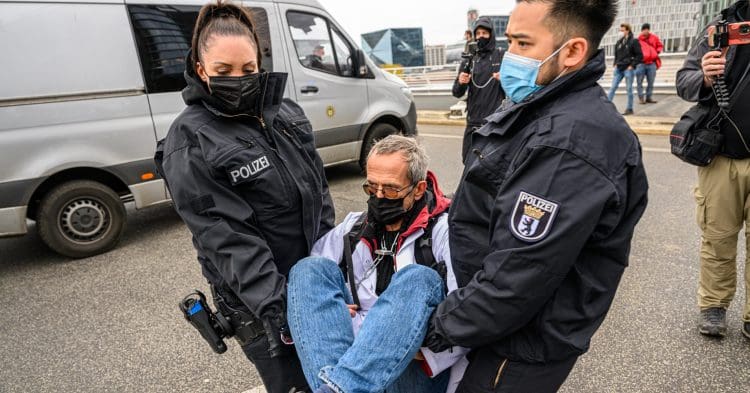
[287,257,448,393]
[636,62,657,100]
[607,67,635,111]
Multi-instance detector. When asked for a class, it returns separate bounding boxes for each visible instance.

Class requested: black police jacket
[453,17,506,127]
[614,33,643,71]
[154,67,334,321]
[426,51,649,363]
[676,0,750,159]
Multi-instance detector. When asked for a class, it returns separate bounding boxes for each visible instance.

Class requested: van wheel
[37,180,126,259]
[359,122,400,170]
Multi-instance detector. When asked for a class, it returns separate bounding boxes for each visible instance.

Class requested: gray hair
[367,135,429,183]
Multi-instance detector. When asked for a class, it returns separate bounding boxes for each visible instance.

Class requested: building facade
[361,28,425,67]
[424,44,446,66]
[600,0,702,56]
[700,0,735,29]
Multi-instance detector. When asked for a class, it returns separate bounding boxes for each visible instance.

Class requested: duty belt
[211,285,266,345]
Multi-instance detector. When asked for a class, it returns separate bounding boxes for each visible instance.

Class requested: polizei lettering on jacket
[228,156,271,185]
[510,191,559,242]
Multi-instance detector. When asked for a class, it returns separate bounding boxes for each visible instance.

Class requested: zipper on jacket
[281,128,303,150]
[493,358,509,388]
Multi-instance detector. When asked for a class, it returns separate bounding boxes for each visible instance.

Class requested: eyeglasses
[362,181,416,199]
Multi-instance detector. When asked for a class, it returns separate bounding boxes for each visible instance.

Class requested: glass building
[601,0,702,56]
[361,28,425,67]
[700,0,735,30]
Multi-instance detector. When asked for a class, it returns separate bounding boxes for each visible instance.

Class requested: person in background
[307,44,326,70]
[453,16,505,163]
[636,23,664,104]
[607,23,643,115]
[463,29,473,53]
[675,0,750,339]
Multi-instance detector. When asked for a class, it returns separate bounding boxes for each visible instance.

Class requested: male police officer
[425,1,649,391]
[676,0,750,339]
[453,16,506,163]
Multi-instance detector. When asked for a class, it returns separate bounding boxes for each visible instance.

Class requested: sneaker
[743,322,750,339]
[639,97,646,104]
[698,307,727,337]
[623,109,634,116]
[646,98,658,104]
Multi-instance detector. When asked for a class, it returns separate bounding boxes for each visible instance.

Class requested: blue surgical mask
[500,43,568,104]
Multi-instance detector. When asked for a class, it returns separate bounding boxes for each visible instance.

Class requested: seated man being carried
[287,135,467,393]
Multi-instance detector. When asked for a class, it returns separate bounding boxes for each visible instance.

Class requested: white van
[0,0,416,258]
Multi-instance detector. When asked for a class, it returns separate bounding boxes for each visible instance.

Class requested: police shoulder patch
[509,191,559,242]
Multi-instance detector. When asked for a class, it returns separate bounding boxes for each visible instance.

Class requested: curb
[416,113,673,136]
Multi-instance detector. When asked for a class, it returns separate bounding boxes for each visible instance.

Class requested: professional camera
[708,21,750,48]
[707,19,750,108]
[461,41,478,74]
[179,290,265,354]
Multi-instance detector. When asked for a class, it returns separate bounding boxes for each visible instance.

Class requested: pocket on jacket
[457,349,510,393]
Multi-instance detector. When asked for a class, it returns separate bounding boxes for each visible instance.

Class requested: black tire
[37,180,126,258]
[359,122,400,170]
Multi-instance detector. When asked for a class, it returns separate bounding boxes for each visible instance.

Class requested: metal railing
[385,52,688,95]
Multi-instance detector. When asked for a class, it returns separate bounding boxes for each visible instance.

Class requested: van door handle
[300,86,319,94]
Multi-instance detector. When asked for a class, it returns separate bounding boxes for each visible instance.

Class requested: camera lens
[740,24,750,35]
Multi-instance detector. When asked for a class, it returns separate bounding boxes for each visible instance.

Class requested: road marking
[422,133,672,154]
[643,147,671,153]
[419,133,463,140]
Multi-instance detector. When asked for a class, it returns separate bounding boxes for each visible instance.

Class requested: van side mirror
[355,49,371,78]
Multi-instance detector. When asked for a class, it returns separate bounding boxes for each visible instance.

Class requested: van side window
[287,12,353,77]
[128,5,273,94]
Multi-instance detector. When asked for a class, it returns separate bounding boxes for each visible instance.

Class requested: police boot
[698,307,727,337]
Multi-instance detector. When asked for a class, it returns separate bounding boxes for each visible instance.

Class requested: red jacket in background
[639,33,664,69]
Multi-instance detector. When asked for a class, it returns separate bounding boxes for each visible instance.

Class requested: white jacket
[311,210,469,380]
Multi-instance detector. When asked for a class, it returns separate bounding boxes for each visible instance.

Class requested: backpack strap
[340,214,368,308]
[414,214,449,294]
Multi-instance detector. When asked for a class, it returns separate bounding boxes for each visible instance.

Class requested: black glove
[262,315,294,358]
[423,313,453,353]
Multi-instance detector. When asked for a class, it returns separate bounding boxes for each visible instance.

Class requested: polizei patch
[510,191,559,242]
[228,156,271,185]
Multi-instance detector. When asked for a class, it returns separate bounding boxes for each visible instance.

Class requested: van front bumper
[0,206,28,237]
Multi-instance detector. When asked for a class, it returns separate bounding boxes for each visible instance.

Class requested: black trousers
[463,124,481,163]
[215,286,310,393]
[240,334,310,393]
[457,348,578,393]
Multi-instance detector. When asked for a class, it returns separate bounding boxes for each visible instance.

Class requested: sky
[317,0,516,47]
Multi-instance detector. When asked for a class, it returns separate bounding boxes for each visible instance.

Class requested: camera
[461,41,478,74]
[179,290,265,354]
[708,21,750,49]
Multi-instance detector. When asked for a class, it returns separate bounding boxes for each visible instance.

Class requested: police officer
[154,2,333,392]
[676,0,750,339]
[453,16,506,163]
[424,1,649,391]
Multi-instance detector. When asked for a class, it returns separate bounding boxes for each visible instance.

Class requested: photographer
[452,16,505,162]
[676,0,750,340]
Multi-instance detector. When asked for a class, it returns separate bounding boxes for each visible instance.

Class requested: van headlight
[401,86,413,99]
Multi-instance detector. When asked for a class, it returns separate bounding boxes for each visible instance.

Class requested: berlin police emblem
[510,191,559,242]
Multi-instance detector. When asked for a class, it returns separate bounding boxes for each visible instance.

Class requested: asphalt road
[1,126,749,393]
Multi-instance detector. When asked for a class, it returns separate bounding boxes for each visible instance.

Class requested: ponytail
[190,0,261,70]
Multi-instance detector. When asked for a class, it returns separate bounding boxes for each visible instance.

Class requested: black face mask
[207,73,265,115]
[476,37,492,51]
[367,195,409,226]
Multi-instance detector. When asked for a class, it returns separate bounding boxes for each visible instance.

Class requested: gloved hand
[262,315,294,358]
[423,313,452,353]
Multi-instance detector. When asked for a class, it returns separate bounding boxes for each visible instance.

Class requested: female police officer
[154,2,334,392]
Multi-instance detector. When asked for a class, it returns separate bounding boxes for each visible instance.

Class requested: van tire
[37,180,126,259]
[359,122,400,169]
